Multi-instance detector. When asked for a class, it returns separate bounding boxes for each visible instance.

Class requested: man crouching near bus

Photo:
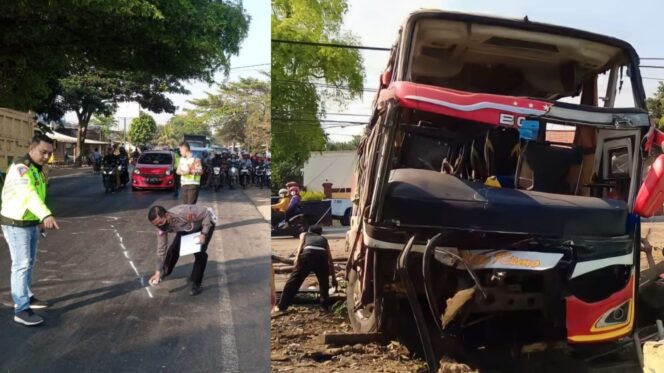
[148,205,216,296]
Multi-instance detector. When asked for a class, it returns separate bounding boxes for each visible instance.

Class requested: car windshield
[138,153,172,165]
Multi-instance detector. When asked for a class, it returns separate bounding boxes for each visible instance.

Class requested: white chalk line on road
[111,225,153,298]
[212,192,240,373]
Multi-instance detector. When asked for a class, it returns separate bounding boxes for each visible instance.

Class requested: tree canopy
[271,0,364,187]
[128,112,157,146]
[190,77,270,152]
[0,0,250,110]
[647,82,664,129]
[155,112,211,148]
[47,66,188,164]
[326,135,360,151]
[90,115,117,141]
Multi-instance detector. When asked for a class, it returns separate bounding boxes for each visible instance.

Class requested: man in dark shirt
[147,204,217,295]
[274,225,337,312]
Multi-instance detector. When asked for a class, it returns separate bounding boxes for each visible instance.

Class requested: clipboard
[180,232,202,256]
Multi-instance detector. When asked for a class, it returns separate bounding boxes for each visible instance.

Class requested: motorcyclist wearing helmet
[271,188,290,226]
[102,147,121,187]
[281,186,301,228]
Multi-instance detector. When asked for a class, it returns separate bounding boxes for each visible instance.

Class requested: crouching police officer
[148,204,216,295]
[1,134,59,326]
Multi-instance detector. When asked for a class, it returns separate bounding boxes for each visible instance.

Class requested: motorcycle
[118,156,129,187]
[228,162,239,189]
[271,210,309,238]
[102,164,120,193]
[211,166,223,192]
[239,165,251,189]
[265,165,272,189]
[255,165,265,189]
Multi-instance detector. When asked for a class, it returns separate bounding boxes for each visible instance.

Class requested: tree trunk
[75,110,91,167]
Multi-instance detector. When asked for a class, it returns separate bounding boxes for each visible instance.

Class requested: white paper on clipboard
[180,232,202,256]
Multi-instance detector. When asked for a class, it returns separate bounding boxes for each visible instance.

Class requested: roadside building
[303,150,357,199]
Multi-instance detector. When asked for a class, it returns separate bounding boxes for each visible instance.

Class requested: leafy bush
[300,191,325,201]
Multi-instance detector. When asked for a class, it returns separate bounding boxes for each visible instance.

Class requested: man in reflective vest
[176,141,202,204]
[1,134,60,326]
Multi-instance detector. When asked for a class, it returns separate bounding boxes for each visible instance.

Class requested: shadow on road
[214,218,266,231]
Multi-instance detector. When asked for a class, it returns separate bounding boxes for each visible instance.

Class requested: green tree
[326,135,360,150]
[647,82,664,129]
[128,111,157,146]
[90,115,117,141]
[49,65,186,165]
[190,77,270,152]
[0,0,250,111]
[154,112,211,148]
[272,0,364,188]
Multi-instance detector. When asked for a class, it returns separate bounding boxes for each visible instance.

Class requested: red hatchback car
[131,150,176,191]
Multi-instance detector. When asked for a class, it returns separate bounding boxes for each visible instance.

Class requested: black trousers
[278,250,329,310]
[271,211,285,227]
[181,184,199,204]
[174,174,181,196]
[162,225,215,285]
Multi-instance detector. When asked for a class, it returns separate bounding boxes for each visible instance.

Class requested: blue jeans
[2,225,39,314]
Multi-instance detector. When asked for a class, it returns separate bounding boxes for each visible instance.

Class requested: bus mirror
[635,154,664,217]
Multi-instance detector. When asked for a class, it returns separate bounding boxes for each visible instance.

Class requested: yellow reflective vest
[178,155,202,186]
[1,157,51,224]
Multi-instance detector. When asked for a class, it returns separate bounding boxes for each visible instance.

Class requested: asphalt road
[0,170,270,372]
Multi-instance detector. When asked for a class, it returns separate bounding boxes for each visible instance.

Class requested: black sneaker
[14,309,43,326]
[190,283,202,296]
[29,296,51,309]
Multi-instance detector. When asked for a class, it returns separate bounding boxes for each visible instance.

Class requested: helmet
[278,188,288,197]
[288,186,300,195]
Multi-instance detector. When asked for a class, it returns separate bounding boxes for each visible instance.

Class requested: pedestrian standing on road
[273,225,337,314]
[147,205,216,295]
[173,149,181,198]
[173,149,180,198]
[1,134,59,326]
[177,141,202,204]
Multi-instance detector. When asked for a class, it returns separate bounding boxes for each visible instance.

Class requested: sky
[65,0,270,130]
[324,0,664,142]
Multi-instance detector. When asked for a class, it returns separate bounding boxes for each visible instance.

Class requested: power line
[272,79,377,92]
[641,58,664,60]
[272,39,391,51]
[230,63,270,70]
[273,111,370,117]
[640,65,664,69]
[273,118,367,125]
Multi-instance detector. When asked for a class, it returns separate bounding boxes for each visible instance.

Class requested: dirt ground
[271,224,664,373]
[271,231,434,372]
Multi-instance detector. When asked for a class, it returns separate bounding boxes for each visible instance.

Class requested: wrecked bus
[345,10,664,370]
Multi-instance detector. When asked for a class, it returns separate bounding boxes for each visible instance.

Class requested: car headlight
[134,169,140,174]
[165,170,171,176]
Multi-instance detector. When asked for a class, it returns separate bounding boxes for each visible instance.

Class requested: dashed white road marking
[111,224,153,298]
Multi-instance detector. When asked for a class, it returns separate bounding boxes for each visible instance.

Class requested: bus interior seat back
[516,141,583,194]
[484,127,520,176]
[401,132,452,171]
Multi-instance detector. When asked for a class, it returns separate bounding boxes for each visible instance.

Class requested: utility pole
[118,117,131,144]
